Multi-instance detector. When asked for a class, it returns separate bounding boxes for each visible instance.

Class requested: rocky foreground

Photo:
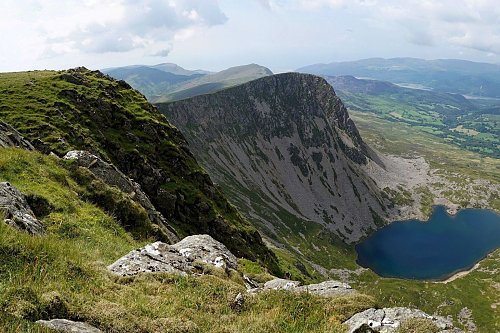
[25,233,464,333]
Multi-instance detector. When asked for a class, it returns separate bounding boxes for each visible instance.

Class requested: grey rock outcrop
[0,120,34,150]
[263,278,301,290]
[170,234,238,269]
[108,234,238,276]
[295,280,354,297]
[36,319,102,333]
[63,150,178,243]
[261,278,354,297]
[0,182,44,234]
[344,307,458,333]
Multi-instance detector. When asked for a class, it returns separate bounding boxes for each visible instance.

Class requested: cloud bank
[1,0,226,60]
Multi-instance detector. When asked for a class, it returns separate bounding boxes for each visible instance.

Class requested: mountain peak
[160,73,388,243]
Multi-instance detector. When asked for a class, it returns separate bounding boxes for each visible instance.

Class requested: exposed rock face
[0,120,34,150]
[0,182,44,234]
[344,307,458,333]
[160,73,390,243]
[262,278,354,297]
[108,234,238,276]
[36,319,102,333]
[170,234,238,269]
[63,150,179,243]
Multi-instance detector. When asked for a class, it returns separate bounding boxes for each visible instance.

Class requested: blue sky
[1,0,499,72]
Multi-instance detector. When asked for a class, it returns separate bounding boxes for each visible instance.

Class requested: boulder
[108,234,238,276]
[263,278,301,290]
[0,182,44,234]
[63,150,178,243]
[171,234,238,270]
[36,319,102,333]
[344,307,457,333]
[231,293,245,312]
[261,278,354,297]
[0,121,34,150]
[295,280,354,297]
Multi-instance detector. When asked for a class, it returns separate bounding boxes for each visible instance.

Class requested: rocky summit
[160,73,390,244]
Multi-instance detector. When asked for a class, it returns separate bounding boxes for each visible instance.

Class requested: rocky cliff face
[160,73,390,244]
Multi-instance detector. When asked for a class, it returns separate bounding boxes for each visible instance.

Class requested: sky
[1,0,499,72]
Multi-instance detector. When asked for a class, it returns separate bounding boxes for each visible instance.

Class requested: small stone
[231,293,245,312]
[36,319,102,333]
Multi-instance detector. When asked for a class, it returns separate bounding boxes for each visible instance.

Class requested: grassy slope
[154,64,273,103]
[0,148,373,332]
[0,69,278,272]
[350,111,499,196]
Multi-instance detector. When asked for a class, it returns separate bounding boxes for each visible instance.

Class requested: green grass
[350,111,499,186]
[0,147,376,332]
[338,90,499,158]
[0,68,279,273]
[416,186,436,217]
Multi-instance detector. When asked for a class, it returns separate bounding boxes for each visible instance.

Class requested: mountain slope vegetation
[326,75,499,157]
[0,68,277,270]
[159,73,399,273]
[0,67,498,332]
[102,66,204,101]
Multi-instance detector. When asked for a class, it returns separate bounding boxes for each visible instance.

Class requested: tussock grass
[396,318,440,333]
[0,148,373,332]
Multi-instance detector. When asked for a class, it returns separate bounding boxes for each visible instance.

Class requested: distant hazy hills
[326,75,499,157]
[298,57,500,98]
[103,63,273,102]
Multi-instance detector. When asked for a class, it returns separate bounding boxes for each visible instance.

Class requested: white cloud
[291,0,500,55]
[1,0,499,71]
[0,0,226,64]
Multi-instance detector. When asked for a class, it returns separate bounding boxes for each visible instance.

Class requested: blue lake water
[355,206,500,280]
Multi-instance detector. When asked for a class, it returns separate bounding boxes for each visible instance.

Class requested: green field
[330,77,500,158]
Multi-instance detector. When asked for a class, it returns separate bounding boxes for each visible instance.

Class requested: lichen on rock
[108,234,238,276]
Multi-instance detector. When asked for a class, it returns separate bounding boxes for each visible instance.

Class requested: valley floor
[341,110,500,332]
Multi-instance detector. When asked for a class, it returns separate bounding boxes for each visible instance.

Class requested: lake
[355,206,500,280]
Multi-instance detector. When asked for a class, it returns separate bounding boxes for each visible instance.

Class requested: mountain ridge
[160,72,391,248]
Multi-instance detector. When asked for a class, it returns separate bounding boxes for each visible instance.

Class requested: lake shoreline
[356,206,500,280]
[435,263,480,284]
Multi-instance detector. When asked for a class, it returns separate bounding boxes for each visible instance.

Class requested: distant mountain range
[103,58,499,157]
[297,57,500,98]
[103,63,273,102]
